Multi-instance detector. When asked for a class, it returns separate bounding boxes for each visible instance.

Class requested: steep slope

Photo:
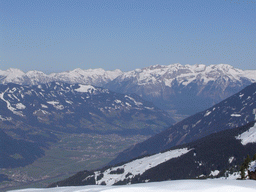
[109,83,256,166]
[0,129,45,168]
[48,121,256,187]
[106,64,256,117]
[0,82,174,136]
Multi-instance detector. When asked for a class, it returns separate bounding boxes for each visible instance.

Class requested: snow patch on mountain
[231,114,241,117]
[15,103,26,110]
[75,84,96,93]
[47,101,60,105]
[229,156,235,164]
[204,111,212,117]
[236,123,256,145]
[249,160,256,172]
[65,100,73,104]
[125,95,143,106]
[41,104,48,108]
[114,99,122,104]
[0,115,12,121]
[209,170,220,177]
[0,90,24,116]
[94,148,192,185]
[33,109,50,115]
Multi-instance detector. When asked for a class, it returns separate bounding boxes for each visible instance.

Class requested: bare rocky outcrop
[248,170,256,180]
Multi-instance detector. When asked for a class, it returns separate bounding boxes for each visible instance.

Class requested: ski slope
[8,180,256,192]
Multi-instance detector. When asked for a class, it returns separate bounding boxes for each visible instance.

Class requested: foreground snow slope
[8,180,256,192]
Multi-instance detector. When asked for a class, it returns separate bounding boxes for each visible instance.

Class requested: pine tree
[242,154,251,169]
[253,154,256,161]
[240,155,252,179]
[240,164,246,179]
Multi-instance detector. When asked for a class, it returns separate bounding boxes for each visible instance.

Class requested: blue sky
[0,0,255,73]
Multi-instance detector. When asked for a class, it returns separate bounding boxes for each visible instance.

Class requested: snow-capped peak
[0,68,123,86]
[6,68,25,74]
[1,64,256,92]
[0,68,26,84]
[115,63,256,87]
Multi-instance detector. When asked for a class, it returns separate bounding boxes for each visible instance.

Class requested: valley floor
[7,179,256,192]
[0,133,149,191]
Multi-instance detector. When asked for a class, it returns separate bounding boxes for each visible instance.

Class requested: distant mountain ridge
[0,82,174,171]
[1,64,256,118]
[1,64,255,87]
[0,68,122,87]
[105,64,256,117]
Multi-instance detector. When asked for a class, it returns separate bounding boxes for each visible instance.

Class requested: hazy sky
[1,0,255,73]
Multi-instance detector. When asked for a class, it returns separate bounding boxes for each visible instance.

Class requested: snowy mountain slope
[109,83,256,166]
[0,82,174,136]
[94,148,191,186]
[49,121,256,187]
[106,64,256,117]
[0,68,122,87]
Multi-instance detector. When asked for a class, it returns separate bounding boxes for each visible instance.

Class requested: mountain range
[105,64,256,118]
[0,82,173,135]
[1,64,256,119]
[1,64,256,189]
[0,68,122,87]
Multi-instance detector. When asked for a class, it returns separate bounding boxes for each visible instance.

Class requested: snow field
[8,180,256,192]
